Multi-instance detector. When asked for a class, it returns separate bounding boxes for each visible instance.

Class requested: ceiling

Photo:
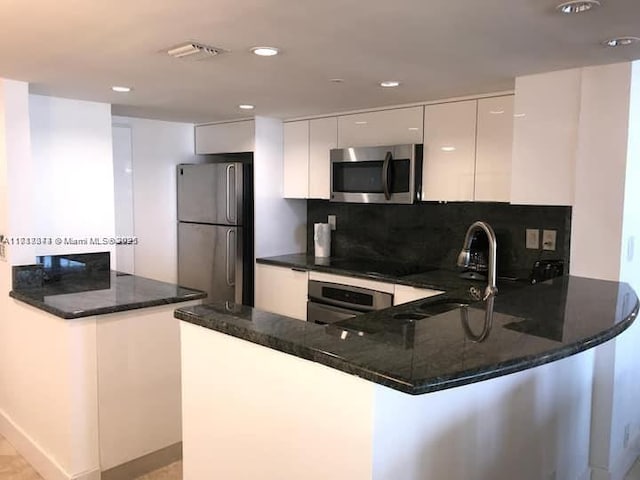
[1,0,639,123]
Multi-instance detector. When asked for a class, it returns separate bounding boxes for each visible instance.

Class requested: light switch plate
[526,229,539,249]
[328,215,336,231]
[542,229,557,251]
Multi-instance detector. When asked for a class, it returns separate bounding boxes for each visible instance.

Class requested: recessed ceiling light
[602,36,640,47]
[514,113,527,118]
[441,146,456,152]
[556,0,600,14]
[380,81,400,88]
[251,46,279,57]
[489,110,505,115]
[408,127,419,131]
[112,86,131,93]
[355,121,368,125]
[239,104,255,110]
[329,78,345,83]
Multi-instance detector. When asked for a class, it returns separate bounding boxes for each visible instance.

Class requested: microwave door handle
[382,151,392,200]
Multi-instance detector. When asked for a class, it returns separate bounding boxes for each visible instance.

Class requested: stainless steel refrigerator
[177,162,253,305]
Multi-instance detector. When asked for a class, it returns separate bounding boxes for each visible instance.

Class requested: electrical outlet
[526,229,540,249]
[624,423,631,449]
[542,229,557,251]
[328,215,336,231]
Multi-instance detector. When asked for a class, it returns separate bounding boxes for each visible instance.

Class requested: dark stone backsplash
[307,201,571,277]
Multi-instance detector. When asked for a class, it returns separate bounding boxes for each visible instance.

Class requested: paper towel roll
[314,223,331,258]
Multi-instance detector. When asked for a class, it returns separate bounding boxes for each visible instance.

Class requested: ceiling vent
[166,42,225,60]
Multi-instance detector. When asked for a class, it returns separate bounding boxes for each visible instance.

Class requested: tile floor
[627,458,640,480]
[0,434,182,480]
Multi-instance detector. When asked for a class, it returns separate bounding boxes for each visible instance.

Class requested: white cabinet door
[393,285,443,306]
[510,69,581,206]
[337,107,423,148]
[255,264,308,320]
[423,100,477,202]
[309,117,337,199]
[195,121,255,154]
[283,121,310,198]
[475,95,514,202]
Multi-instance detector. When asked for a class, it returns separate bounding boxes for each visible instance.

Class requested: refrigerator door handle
[226,229,235,287]
[226,165,236,223]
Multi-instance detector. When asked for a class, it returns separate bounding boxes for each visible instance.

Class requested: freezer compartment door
[177,163,243,225]
[178,223,243,303]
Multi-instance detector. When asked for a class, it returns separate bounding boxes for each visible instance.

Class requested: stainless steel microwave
[330,144,423,204]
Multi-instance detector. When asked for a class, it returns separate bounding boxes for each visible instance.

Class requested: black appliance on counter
[529,260,564,284]
[458,230,490,281]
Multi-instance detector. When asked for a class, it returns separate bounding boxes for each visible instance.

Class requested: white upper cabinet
[510,69,581,206]
[337,107,423,148]
[195,120,255,154]
[475,96,514,202]
[309,117,337,200]
[283,117,337,199]
[283,121,310,198]
[423,100,477,202]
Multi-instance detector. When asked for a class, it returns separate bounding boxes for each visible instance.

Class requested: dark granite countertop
[10,271,206,319]
[175,276,638,395]
[256,253,530,293]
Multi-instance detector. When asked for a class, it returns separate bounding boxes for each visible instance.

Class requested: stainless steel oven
[330,144,423,204]
[307,280,394,325]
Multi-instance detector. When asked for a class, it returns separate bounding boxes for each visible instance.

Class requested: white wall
[550,61,640,480]
[570,63,631,282]
[29,95,115,266]
[253,116,306,258]
[596,60,640,480]
[112,116,194,283]
[0,79,35,265]
[112,125,135,274]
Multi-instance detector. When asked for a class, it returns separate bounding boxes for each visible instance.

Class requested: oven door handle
[382,151,392,200]
[307,295,376,312]
[307,301,359,324]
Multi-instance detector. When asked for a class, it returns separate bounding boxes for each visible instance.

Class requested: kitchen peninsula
[6,253,205,480]
[176,274,638,480]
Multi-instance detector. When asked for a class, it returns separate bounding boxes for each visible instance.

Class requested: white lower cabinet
[255,264,308,320]
[255,264,445,320]
[393,285,443,306]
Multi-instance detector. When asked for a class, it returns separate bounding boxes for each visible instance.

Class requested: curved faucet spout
[458,221,498,300]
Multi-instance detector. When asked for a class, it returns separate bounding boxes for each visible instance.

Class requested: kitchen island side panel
[372,349,593,480]
[180,322,374,480]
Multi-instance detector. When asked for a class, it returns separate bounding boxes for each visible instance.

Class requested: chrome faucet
[457,221,498,300]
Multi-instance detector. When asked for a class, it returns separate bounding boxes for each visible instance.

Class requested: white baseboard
[591,436,640,480]
[0,408,100,480]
